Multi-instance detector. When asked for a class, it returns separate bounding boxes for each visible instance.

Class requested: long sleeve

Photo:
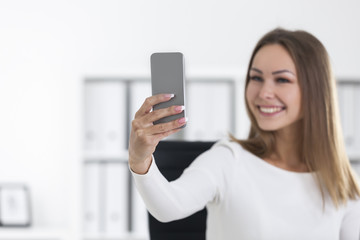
[130,145,232,222]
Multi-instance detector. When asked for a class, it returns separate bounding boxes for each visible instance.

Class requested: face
[246,44,302,132]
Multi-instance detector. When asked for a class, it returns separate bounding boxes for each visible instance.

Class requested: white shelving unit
[82,79,149,240]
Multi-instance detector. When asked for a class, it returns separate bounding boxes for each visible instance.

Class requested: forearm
[130,158,216,222]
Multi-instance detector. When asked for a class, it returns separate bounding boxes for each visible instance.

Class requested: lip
[256,105,286,117]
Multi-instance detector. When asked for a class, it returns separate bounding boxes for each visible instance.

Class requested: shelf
[83,232,148,240]
[0,227,77,240]
[83,151,129,162]
[349,154,360,162]
[337,79,360,83]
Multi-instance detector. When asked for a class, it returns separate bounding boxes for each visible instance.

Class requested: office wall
[0,0,359,233]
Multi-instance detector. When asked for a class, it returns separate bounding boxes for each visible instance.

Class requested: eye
[276,78,290,83]
[249,76,263,82]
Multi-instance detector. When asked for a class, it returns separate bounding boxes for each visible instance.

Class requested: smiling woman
[129,28,360,240]
[233,28,360,207]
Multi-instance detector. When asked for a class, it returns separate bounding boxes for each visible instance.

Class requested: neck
[266,121,308,172]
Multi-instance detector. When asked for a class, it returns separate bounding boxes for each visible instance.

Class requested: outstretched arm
[130,145,232,222]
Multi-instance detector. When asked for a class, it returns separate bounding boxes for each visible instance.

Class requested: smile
[257,106,285,115]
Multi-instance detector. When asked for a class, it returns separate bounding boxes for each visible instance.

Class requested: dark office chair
[149,140,215,240]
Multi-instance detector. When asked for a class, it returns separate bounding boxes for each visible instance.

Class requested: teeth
[259,107,283,113]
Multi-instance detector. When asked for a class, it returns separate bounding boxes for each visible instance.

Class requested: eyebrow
[250,67,296,76]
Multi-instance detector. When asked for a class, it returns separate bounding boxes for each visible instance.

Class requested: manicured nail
[164,94,175,99]
[175,105,185,112]
[178,117,188,124]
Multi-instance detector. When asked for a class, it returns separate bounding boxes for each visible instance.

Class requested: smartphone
[151,52,186,127]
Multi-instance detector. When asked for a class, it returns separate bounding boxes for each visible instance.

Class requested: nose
[259,81,275,99]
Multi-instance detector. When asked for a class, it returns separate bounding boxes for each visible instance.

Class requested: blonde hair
[231,28,360,207]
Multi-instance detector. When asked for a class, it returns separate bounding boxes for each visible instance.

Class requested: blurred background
[0,0,359,239]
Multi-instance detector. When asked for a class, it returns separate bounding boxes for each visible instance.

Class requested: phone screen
[151,52,186,127]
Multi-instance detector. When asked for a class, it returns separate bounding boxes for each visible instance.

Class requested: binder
[185,81,232,141]
[84,82,101,152]
[104,162,128,234]
[100,81,127,155]
[355,85,360,158]
[129,81,151,122]
[338,84,356,155]
[84,80,127,156]
[83,162,101,234]
[351,162,360,178]
[131,180,149,236]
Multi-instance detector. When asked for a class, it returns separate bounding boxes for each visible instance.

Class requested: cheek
[295,96,303,116]
[285,92,302,113]
[245,88,257,115]
[245,85,255,103]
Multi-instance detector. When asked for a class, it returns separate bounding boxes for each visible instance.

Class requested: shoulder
[345,197,360,212]
[341,197,360,223]
[187,138,256,172]
[340,197,360,238]
[211,138,253,160]
[186,139,238,170]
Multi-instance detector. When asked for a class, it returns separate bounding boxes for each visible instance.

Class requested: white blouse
[131,139,360,240]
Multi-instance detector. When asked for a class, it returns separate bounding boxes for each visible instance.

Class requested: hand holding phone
[128,52,187,174]
[151,52,186,127]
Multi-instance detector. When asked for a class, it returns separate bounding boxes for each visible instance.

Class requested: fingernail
[175,105,185,112]
[178,117,188,124]
[164,94,175,99]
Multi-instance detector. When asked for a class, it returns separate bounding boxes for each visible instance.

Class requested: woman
[128,28,360,239]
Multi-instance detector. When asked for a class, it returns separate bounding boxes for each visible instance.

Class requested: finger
[155,128,182,141]
[151,117,187,134]
[131,105,184,131]
[145,105,185,124]
[135,94,174,118]
[131,114,186,139]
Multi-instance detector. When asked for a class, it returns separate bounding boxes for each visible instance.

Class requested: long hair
[231,28,360,207]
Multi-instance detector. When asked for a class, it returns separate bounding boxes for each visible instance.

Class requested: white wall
[0,0,359,233]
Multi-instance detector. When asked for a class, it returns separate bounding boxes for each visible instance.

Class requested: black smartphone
[151,52,186,127]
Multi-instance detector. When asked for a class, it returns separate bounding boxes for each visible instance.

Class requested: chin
[256,122,282,132]
[258,126,279,132]
[256,119,303,132]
